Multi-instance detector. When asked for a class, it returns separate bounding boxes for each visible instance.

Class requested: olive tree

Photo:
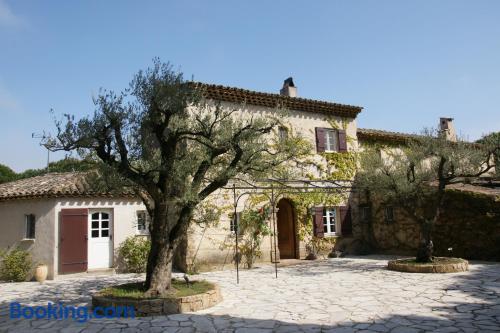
[49,60,308,296]
[358,129,498,262]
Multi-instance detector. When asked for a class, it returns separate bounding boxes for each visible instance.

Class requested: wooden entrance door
[59,209,88,274]
[277,199,296,259]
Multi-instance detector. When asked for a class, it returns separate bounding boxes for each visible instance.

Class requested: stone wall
[352,187,500,261]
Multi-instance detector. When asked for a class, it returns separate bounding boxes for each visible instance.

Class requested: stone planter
[34,264,48,283]
[92,283,222,316]
[388,257,469,273]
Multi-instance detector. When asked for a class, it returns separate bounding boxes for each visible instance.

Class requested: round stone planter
[92,283,222,316]
[388,257,469,273]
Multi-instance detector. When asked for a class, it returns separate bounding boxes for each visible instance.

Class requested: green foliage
[236,205,273,268]
[0,164,17,184]
[118,236,151,273]
[321,152,357,180]
[0,248,33,282]
[477,131,500,177]
[16,158,96,180]
[98,280,215,299]
[358,130,496,222]
[47,59,312,292]
[0,158,97,184]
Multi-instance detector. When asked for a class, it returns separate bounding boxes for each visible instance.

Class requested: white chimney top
[439,117,457,142]
[280,77,297,97]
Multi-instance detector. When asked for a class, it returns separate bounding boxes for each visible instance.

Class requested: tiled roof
[357,128,422,143]
[191,82,363,118]
[0,172,134,201]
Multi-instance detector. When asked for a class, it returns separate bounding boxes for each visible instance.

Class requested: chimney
[280,77,297,97]
[439,117,457,142]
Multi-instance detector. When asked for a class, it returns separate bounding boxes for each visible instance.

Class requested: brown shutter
[313,207,324,238]
[338,129,347,152]
[315,127,326,153]
[340,206,352,236]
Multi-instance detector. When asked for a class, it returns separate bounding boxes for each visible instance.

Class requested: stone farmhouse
[0,79,498,279]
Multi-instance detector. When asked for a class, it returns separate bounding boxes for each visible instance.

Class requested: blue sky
[1,0,499,172]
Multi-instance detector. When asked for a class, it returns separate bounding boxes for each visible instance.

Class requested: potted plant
[34,263,48,283]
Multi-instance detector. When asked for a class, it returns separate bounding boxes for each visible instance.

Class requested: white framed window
[325,129,338,152]
[136,211,150,235]
[24,214,36,239]
[323,208,337,235]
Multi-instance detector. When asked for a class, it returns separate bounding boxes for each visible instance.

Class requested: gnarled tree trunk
[144,202,180,297]
[416,219,434,263]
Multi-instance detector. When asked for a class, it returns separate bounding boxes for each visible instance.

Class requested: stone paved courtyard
[0,255,499,332]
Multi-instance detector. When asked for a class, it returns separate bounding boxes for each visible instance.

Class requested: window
[24,214,36,239]
[384,206,394,223]
[323,208,337,235]
[278,127,288,142]
[360,206,371,223]
[229,212,241,234]
[91,212,110,238]
[325,129,338,152]
[136,211,150,234]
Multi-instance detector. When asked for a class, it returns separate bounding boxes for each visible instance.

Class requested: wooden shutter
[340,206,352,236]
[338,129,347,152]
[313,207,324,238]
[315,128,326,153]
[60,209,88,274]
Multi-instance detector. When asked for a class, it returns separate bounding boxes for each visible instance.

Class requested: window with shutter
[323,208,337,235]
[313,207,324,238]
[338,129,347,152]
[340,206,352,236]
[315,128,326,152]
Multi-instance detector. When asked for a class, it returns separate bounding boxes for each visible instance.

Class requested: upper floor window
[315,127,347,153]
[24,214,36,239]
[323,208,337,235]
[325,129,338,152]
[136,211,150,234]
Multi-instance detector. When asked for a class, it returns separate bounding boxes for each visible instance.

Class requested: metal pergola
[223,178,358,284]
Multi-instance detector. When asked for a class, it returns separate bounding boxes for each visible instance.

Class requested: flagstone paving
[0,255,499,332]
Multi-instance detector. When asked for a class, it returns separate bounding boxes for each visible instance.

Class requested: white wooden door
[88,210,112,269]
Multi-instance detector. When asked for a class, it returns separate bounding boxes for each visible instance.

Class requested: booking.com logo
[10,302,135,323]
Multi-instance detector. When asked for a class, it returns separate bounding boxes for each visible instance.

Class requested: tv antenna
[32,132,51,170]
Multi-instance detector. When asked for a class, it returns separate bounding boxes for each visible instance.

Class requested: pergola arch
[224,178,357,283]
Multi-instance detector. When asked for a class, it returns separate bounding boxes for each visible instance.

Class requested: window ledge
[324,233,339,238]
[20,238,35,242]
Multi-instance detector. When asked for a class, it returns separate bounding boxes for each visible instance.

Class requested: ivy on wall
[190,116,360,265]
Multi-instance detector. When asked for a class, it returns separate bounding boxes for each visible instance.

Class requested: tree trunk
[144,202,180,297]
[416,218,434,263]
[145,234,174,297]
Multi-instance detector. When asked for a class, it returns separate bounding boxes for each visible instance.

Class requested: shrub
[118,236,150,273]
[0,248,33,282]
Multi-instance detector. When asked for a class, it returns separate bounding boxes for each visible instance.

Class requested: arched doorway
[277,199,297,259]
